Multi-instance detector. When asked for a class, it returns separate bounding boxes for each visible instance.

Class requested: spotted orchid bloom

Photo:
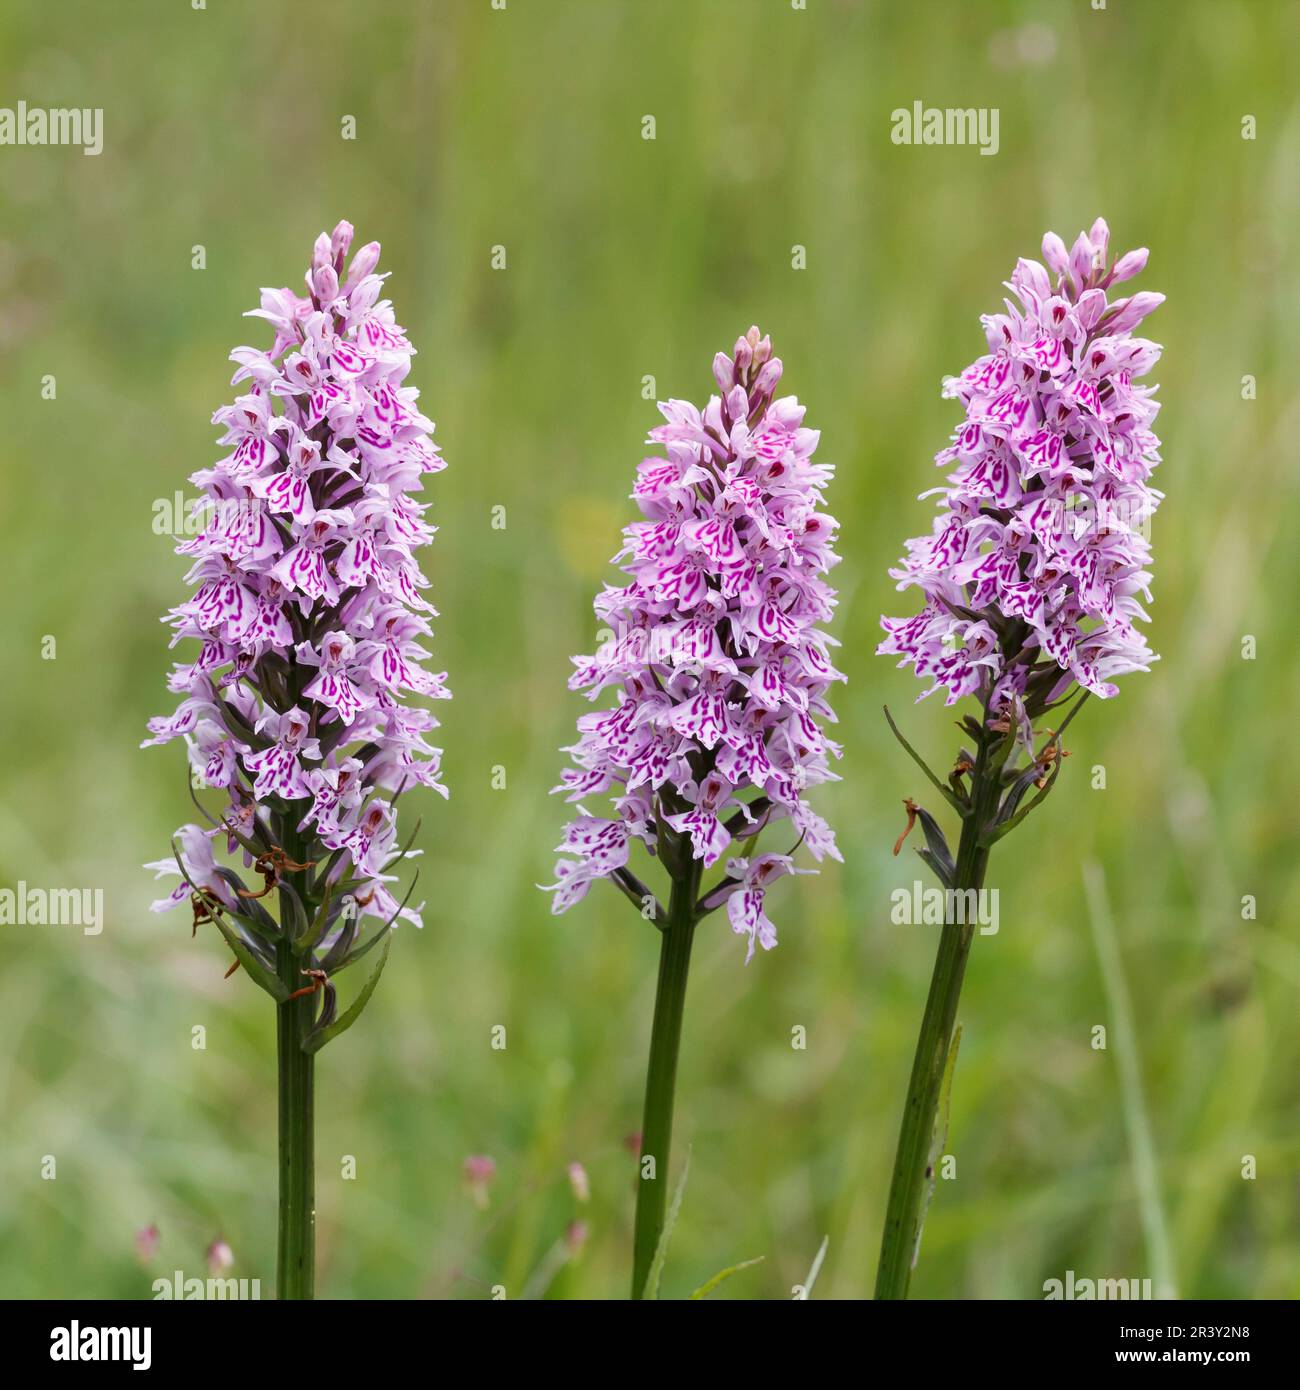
[144,825,238,916]
[143,221,448,971]
[545,327,844,962]
[879,219,1164,722]
[708,853,812,964]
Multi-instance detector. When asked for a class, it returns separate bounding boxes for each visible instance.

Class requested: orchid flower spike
[880,218,1164,723]
[545,325,844,963]
[143,220,449,996]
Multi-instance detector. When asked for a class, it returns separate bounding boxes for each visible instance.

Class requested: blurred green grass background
[1,0,1298,1299]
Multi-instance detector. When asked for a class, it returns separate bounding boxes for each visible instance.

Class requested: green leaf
[315,872,369,904]
[303,931,392,1054]
[211,868,279,941]
[330,922,391,975]
[883,707,964,813]
[985,717,1019,779]
[982,757,1063,846]
[209,909,289,1001]
[332,873,420,972]
[299,876,338,956]
[642,1145,690,1300]
[212,693,267,749]
[689,1255,765,1300]
[912,1024,961,1269]
[990,758,1050,830]
[277,877,310,946]
[981,690,1089,847]
[318,912,361,972]
[307,844,352,900]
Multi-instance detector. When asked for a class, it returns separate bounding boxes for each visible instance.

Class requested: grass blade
[690,1255,765,1300]
[642,1145,690,1300]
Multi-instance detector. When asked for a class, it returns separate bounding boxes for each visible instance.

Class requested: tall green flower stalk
[874,219,1165,1297]
[142,221,449,1298]
[273,817,318,1300]
[874,694,1085,1297]
[543,328,844,1298]
[630,851,701,1299]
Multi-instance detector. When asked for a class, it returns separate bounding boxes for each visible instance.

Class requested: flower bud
[753,356,783,398]
[206,1237,234,1274]
[1107,290,1165,333]
[712,351,734,395]
[1069,231,1095,287]
[1041,231,1069,275]
[313,264,340,305]
[344,240,382,291]
[330,219,355,265]
[1109,247,1149,283]
[311,233,332,271]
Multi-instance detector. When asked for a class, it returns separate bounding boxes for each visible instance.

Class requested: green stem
[276,816,315,1300]
[630,864,700,1299]
[874,731,999,1299]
